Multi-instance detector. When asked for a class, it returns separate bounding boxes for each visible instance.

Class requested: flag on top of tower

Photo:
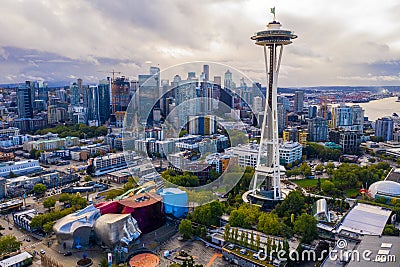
[270,7,276,20]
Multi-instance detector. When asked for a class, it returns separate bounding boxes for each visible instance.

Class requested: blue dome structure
[159,188,188,218]
[369,180,400,204]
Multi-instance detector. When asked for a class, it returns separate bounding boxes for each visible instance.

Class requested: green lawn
[292,179,319,188]
[97,188,124,198]
[345,188,360,198]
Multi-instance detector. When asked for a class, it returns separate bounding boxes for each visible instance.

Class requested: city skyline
[0,0,400,86]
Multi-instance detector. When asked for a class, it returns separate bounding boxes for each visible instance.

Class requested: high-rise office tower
[97,80,111,124]
[35,81,49,103]
[77,78,83,89]
[308,105,318,119]
[70,83,80,106]
[171,75,181,95]
[56,89,67,102]
[224,70,235,90]
[253,96,263,114]
[277,95,290,111]
[308,117,328,142]
[84,85,96,122]
[277,103,287,133]
[17,81,34,119]
[112,76,130,114]
[375,117,394,141]
[137,67,160,125]
[175,79,198,128]
[203,65,210,81]
[332,104,364,133]
[251,11,297,200]
[294,90,304,113]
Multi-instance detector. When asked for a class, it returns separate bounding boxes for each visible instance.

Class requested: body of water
[343,97,400,121]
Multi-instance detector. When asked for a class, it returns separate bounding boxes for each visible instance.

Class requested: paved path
[206,253,222,267]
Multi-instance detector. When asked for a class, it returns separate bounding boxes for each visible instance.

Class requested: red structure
[95,193,165,234]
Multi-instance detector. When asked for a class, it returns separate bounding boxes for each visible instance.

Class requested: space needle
[250,8,297,203]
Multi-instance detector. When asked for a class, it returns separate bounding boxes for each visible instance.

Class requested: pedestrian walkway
[24,241,42,249]
[205,253,222,267]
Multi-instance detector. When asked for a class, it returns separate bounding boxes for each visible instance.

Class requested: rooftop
[0,251,32,267]
[347,235,400,267]
[336,203,391,236]
[118,193,162,209]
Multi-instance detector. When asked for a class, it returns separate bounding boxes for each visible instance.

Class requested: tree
[249,231,255,250]
[179,219,193,240]
[240,231,245,246]
[179,129,188,138]
[257,212,284,236]
[321,180,337,196]
[383,224,399,236]
[229,210,246,228]
[234,228,239,244]
[315,164,325,174]
[84,176,92,182]
[293,214,318,244]
[266,237,272,259]
[228,204,260,229]
[43,221,55,234]
[105,189,124,200]
[58,193,72,203]
[86,165,95,176]
[33,183,47,195]
[0,235,21,256]
[276,190,305,219]
[256,234,261,250]
[43,197,56,211]
[30,148,38,159]
[123,177,137,192]
[9,171,16,178]
[189,201,224,226]
[224,224,231,242]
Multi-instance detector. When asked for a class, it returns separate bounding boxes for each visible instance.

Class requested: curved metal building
[53,205,101,249]
[94,213,141,248]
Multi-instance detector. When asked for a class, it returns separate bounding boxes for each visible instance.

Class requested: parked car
[40,249,45,254]
[63,251,72,256]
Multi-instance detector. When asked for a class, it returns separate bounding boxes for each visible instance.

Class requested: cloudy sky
[0,0,399,87]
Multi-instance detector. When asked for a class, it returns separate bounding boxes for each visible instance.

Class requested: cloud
[0,47,9,60]
[0,0,399,86]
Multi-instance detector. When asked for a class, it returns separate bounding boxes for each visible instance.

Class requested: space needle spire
[251,9,297,200]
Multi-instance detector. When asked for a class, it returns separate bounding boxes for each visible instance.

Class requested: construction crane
[97,69,123,114]
[97,69,122,82]
[319,95,328,119]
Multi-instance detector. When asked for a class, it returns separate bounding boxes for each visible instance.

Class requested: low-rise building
[89,152,140,176]
[279,141,303,165]
[23,136,79,152]
[0,251,33,267]
[0,127,20,137]
[0,160,42,177]
[206,153,235,173]
[225,143,259,168]
[13,209,38,232]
